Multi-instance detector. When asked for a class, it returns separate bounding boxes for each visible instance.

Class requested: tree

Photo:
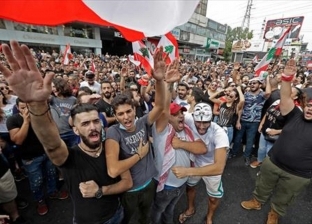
[223,26,253,62]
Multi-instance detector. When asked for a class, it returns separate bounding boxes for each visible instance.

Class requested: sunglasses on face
[0,87,9,91]
[130,88,138,91]
[249,82,258,85]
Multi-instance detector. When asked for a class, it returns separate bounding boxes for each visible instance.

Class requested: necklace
[78,144,102,158]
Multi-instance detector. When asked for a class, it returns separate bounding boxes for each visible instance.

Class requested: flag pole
[271,25,292,75]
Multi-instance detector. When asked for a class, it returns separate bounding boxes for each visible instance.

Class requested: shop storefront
[0,20,102,54]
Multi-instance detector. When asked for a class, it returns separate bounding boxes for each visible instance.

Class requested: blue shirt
[241,91,266,123]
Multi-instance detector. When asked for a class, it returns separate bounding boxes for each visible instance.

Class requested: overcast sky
[206,0,312,49]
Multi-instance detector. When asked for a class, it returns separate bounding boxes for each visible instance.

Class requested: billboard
[263,16,304,41]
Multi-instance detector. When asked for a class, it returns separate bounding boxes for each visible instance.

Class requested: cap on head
[193,103,212,122]
[170,103,187,115]
[85,72,95,79]
[249,77,263,83]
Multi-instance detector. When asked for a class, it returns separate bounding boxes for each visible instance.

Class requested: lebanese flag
[63,43,72,65]
[90,61,96,72]
[128,55,141,67]
[156,32,180,65]
[254,26,291,77]
[132,41,154,76]
[252,55,258,64]
[0,0,199,42]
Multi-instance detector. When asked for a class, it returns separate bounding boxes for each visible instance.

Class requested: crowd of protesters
[0,40,312,224]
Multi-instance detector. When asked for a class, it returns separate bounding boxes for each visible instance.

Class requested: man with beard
[173,82,189,107]
[231,76,271,165]
[0,40,133,224]
[96,80,116,126]
[241,59,312,224]
[172,103,229,224]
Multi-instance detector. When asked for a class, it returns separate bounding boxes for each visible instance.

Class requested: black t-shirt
[202,91,214,109]
[60,146,120,224]
[6,114,45,160]
[261,103,285,135]
[269,106,312,178]
[96,98,117,126]
[96,98,114,117]
[0,155,9,178]
[261,89,280,118]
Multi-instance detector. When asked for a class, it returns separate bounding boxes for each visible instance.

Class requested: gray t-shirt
[50,96,76,134]
[106,114,157,190]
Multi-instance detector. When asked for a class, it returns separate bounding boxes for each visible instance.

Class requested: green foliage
[223,26,253,62]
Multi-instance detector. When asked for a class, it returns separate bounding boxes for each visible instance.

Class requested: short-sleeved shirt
[269,106,312,178]
[241,91,266,123]
[152,123,200,187]
[184,113,229,167]
[106,115,157,190]
[0,104,14,133]
[50,96,76,134]
[6,114,45,160]
[60,146,120,224]
[80,81,101,94]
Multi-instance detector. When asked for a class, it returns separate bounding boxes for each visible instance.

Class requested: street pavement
[17,154,312,224]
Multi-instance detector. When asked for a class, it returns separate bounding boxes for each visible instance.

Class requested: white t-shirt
[7,95,18,105]
[152,123,200,187]
[0,103,14,133]
[173,96,189,107]
[184,113,229,167]
[80,81,101,94]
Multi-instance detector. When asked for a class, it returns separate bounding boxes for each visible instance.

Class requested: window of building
[13,22,58,35]
[0,20,5,29]
[63,23,94,39]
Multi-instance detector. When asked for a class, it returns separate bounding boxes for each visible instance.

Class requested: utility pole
[259,18,266,39]
[241,0,253,31]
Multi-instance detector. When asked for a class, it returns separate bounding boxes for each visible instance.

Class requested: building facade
[0,20,102,55]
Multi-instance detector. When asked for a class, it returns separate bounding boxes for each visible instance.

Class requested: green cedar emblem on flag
[164,45,174,54]
[266,47,276,61]
[139,47,150,59]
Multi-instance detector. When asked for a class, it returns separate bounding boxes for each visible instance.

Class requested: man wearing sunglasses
[172,102,229,224]
[231,75,271,166]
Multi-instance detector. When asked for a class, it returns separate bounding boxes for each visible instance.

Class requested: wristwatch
[95,188,103,199]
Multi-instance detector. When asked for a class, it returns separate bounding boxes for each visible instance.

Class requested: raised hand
[233,62,240,70]
[121,66,128,78]
[283,59,297,77]
[152,46,166,81]
[0,41,54,103]
[165,59,181,83]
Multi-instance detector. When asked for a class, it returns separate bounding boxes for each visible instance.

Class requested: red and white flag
[156,32,179,65]
[0,0,199,42]
[254,26,291,77]
[90,61,96,72]
[132,41,154,76]
[63,43,72,65]
[128,55,141,67]
[252,55,258,64]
